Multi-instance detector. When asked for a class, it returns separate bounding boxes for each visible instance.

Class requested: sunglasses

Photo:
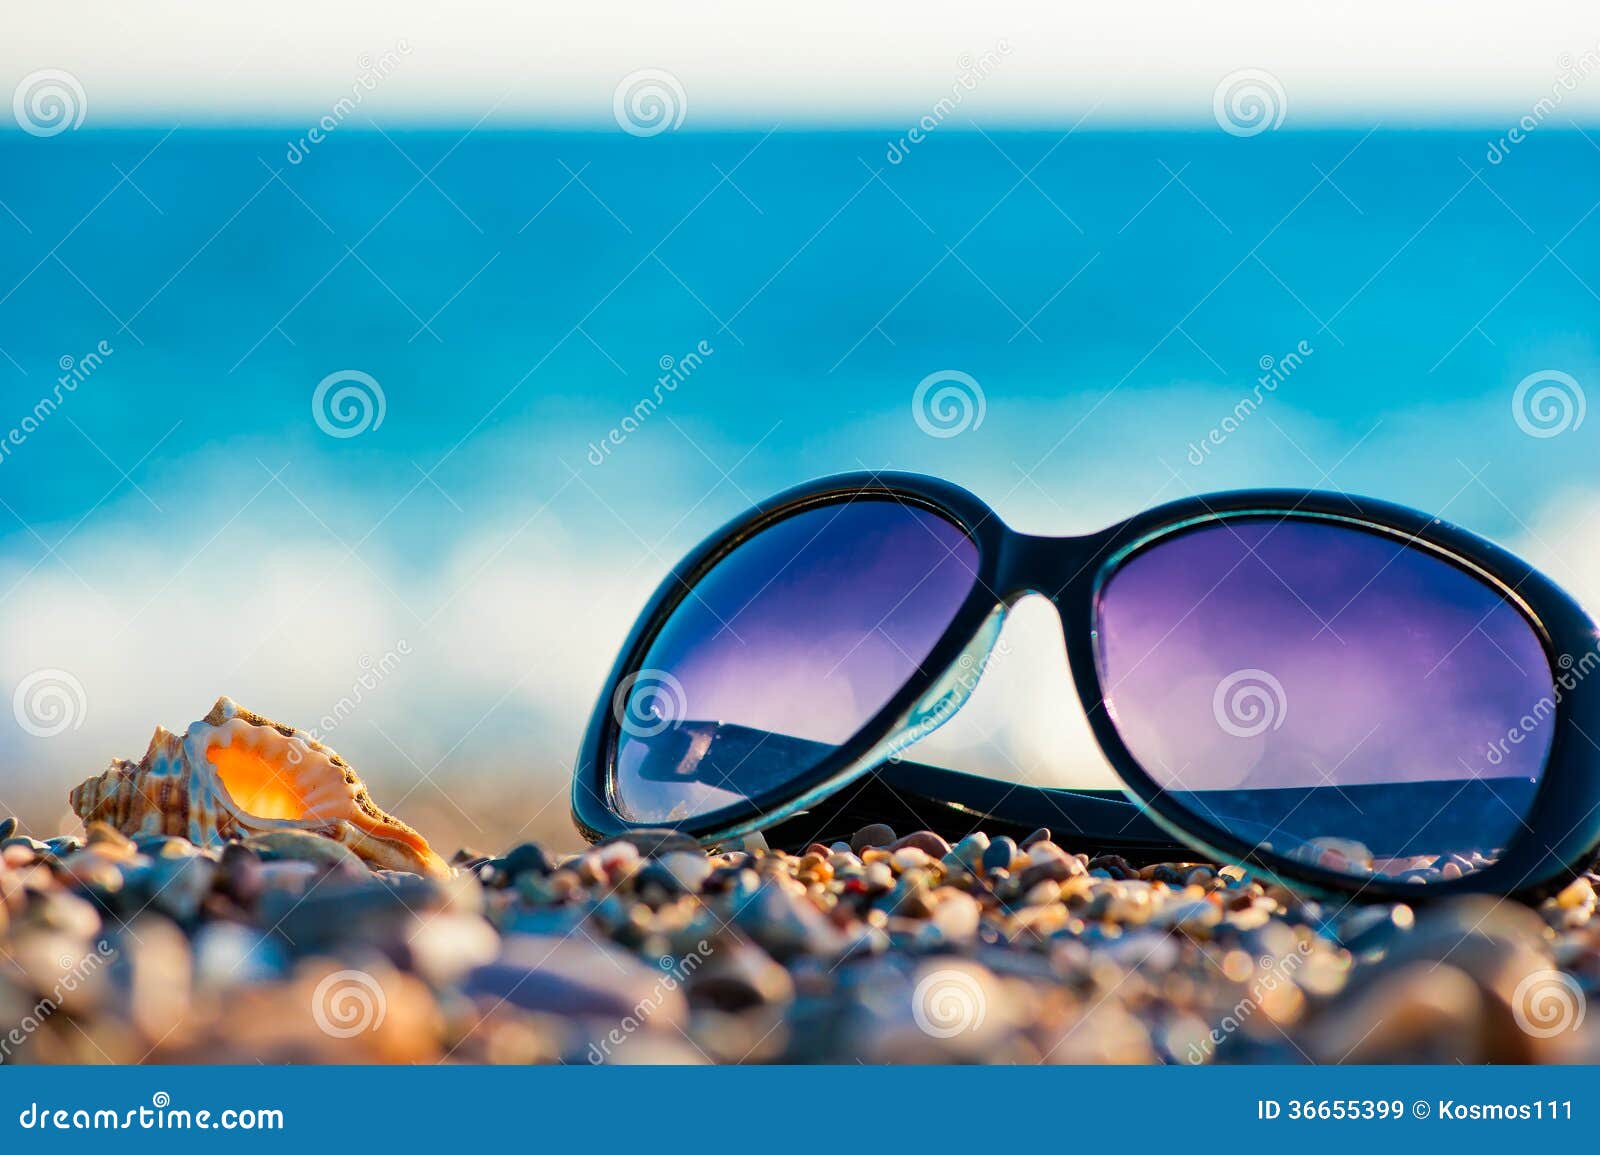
[572,472,1600,899]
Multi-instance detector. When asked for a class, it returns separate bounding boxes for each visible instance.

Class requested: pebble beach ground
[2,814,1597,1064]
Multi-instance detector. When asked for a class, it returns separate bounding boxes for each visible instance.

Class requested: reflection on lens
[1095,518,1554,881]
[614,498,980,823]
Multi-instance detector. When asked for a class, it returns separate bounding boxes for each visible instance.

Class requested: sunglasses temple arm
[761,751,1193,863]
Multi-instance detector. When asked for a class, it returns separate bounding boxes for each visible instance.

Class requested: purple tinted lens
[1096,519,1554,881]
[614,498,980,823]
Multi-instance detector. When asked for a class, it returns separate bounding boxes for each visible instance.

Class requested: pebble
[502,842,555,878]
[636,851,716,902]
[139,835,200,859]
[243,829,365,872]
[217,841,266,906]
[85,821,134,853]
[24,887,102,938]
[406,911,501,985]
[928,890,981,941]
[731,879,844,959]
[686,937,794,1011]
[658,851,713,892]
[601,829,702,859]
[1558,876,1596,910]
[1015,845,1086,890]
[1022,879,1061,907]
[0,807,1589,1066]
[1307,963,1486,1064]
[856,959,1015,1062]
[146,854,216,923]
[260,875,441,952]
[191,923,286,989]
[56,847,130,892]
[594,839,642,876]
[891,846,931,872]
[1155,899,1222,931]
[982,835,1018,874]
[890,830,951,858]
[1337,904,1415,955]
[943,832,990,875]
[110,914,193,1042]
[849,824,897,854]
[464,933,688,1024]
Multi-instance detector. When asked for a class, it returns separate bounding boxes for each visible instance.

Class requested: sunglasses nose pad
[882,605,1008,763]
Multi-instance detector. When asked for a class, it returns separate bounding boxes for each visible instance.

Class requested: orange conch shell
[69,697,448,877]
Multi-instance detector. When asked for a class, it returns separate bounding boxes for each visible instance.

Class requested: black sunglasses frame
[572,471,1600,900]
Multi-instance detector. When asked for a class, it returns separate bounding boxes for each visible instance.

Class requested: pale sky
[6,0,1600,126]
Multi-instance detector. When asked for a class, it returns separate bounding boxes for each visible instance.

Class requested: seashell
[70,697,448,878]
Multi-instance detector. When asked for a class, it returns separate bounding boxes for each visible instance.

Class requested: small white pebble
[891,847,931,872]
